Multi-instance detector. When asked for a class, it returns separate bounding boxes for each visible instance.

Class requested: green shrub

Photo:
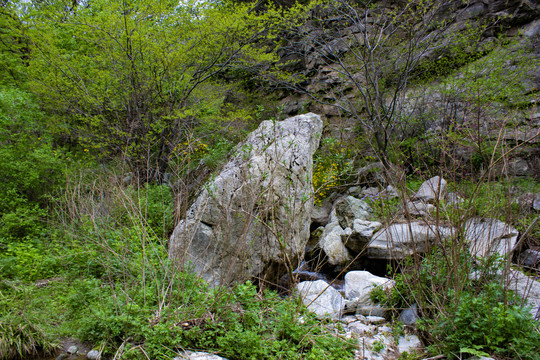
[372,247,540,359]
[0,282,59,360]
[0,87,64,242]
[313,137,354,205]
[131,183,174,238]
[0,316,57,360]
[63,275,355,360]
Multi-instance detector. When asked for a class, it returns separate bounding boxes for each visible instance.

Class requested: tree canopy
[11,0,278,180]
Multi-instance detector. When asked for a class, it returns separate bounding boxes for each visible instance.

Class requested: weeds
[0,160,356,359]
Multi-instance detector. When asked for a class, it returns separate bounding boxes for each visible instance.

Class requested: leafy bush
[0,282,59,360]
[0,87,64,242]
[313,137,354,205]
[64,275,355,359]
[372,247,540,359]
[0,317,57,360]
[130,183,174,238]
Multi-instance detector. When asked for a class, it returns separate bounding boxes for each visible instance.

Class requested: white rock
[334,195,372,228]
[507,269,540,319]
[365,316,386,324]
[297,280,344,319]
[465,218,518,258]
[343,219,383,253]
[169,113,323,286]
[174,352,228,360]
[377,325,392,334]
[404,200,436,217]
[86,350,99,360]
[396,334,422,354]
[345,270,394,300]
[348,322,375,335]
[344,271,394,317]
[368,222,453,259]
[355,305,387,317]
[319,222,351,265]
[413,176,447,203]
[385,185,399,198]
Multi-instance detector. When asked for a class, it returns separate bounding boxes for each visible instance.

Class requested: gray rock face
[519,249,540,269]
[404,200,435,217]
[310,192,340,226]
[318,197,375,266]
[297,280,344,319]
[413,176,447,203]
[396,334,422,355]
[508,269,540,319]
[368,222,452,259]
[465,218,518,258]
[343,219,382,253]
[508,158,530,176]
[399,304,419,325]
[334,196,372,228]
[169,113,323,286]
[318,221,351,266]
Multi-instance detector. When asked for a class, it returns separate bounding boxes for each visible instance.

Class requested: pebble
[365,316,386,324]
[348,322,375,335]
[87,350,100,360]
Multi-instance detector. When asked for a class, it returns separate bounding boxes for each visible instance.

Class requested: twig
[511,216,539,254]
[422,355,446,360]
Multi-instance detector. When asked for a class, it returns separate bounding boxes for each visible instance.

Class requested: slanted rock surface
[169,113,322,286]
[334,196,372,228]
[465,218,518,258]
[507,269,540,319]
[343,219,382,253]
[367,222,452,259]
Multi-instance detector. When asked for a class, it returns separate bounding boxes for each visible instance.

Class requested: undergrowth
[0,164,356,360]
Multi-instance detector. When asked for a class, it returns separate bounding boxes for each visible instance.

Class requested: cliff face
[274,0,540,177]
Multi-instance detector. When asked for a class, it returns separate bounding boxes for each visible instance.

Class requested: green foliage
[409,23,487,85]
[313,137,354,205]
[131,183,174,238]
[25,0,278,180]
[0,87,64,240]
[371,340,385,353]
[0,315,57,360]
[0,282,59,360]
[360,192,400,221]
[0,161,355,359]
[371,247,540,359]
[439,37,539,106]
[0,1,28,86]
[60,275,355,359]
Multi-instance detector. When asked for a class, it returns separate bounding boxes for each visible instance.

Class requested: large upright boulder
[169,114,323,286]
